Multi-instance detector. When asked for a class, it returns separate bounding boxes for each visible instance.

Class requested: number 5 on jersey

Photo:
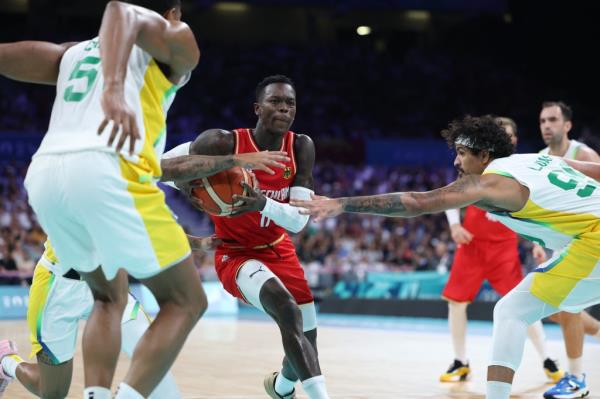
[64,56,101,102]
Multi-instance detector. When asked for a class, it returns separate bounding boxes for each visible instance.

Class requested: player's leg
[115,257,206,398]
[439,244,483,382]
[274,302,318,397]
[487,274,559,399]
[236,260,329,399]
[558,312,585,378]
[580,309,600,336]
[79,267,129,398]
[487,251,563,382]
[119,295,182,399]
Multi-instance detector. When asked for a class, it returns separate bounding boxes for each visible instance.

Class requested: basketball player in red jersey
[163,75,329,399]
[440,117,562,383]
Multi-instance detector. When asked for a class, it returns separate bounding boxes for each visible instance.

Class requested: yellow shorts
[530,239,600,311]
[25,151,190,279]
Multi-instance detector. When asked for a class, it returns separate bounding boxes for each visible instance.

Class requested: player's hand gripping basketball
[232,151,290,175]
[230,181,266,216]
[291,194,343,221]
[97,83,141,156]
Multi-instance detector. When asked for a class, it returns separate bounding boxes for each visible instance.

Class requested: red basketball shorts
[215,244,314,305]
[442,239,523,302]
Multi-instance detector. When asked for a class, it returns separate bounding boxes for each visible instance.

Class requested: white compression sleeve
[260,186,313,233]
[160,141,192,190]
[445,208,461,226]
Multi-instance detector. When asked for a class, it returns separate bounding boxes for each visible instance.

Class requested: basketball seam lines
[202,177,230,215]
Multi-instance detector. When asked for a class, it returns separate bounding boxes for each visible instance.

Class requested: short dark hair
[441,115,514,159]
[542,101,573,122]
[495,116,517,136]
[255,75,296,102]
[125,0,181,14]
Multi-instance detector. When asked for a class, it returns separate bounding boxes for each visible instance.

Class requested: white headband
[455,135,494,152]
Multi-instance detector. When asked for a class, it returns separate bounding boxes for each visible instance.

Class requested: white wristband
[445,209,461,226]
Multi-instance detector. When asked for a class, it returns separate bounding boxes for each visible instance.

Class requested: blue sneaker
[543,373,589,399]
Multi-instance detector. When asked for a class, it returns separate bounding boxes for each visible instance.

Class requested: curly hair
[441,115,514,159]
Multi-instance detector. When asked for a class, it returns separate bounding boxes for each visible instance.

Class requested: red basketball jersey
[211,128,298,247]
[462,205,517,242]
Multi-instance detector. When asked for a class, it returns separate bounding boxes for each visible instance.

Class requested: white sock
[115,383,144,399]
[275,372,297,396]
[83,386,112,399]
[448,302,468,363]
[302,375,330,399]
[486,381,512,399]
[121,317,182,399]
[526,320,547,361]
[1,354,22,379]
[568,356,583,379]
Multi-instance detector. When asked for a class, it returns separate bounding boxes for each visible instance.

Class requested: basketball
[191,167,253,216]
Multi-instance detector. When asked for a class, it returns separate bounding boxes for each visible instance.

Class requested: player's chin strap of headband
[455,135,495,152]
[260,186,313,233]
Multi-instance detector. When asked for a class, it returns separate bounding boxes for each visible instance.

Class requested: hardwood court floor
[2,314,599,398]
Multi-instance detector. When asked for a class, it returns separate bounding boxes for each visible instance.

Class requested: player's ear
[254,102,260,116]
[480,150,491,164]
[565,120,573,133]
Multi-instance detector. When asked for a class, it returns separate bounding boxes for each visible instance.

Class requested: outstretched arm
[0,41,75,85]
[291,174,523,220]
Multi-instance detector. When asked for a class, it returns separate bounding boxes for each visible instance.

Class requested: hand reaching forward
[290,194,343,221]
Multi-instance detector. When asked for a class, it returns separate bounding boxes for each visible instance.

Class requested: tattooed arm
[291,174,527,220]
[340,175,486,217]
[160,129,289,182]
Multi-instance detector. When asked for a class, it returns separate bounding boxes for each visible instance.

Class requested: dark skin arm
[0,41,76,85]
[97,1,200,154]
[160,129,289,182]
[291,173,529,220]
[231,134,316,215]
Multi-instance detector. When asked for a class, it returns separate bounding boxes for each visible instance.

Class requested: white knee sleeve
[491,274,558,371]
[237,261,317,331]
[236,260,280,312]
[299,302,317,332]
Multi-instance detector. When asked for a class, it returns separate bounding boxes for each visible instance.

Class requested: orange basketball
[191,167,253,216]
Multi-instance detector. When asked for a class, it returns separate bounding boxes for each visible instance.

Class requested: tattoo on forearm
[161,156,235,182]
[340,175,481,216]
[342,194,408,215]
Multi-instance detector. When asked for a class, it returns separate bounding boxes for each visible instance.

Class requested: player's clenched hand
[97,83,141,156]
[532,243,547,264]
[449,224,473,245]
[187,234,222,251]
[230,182,267,216]
[291,194,343,221]
[233,151,290,175]
[180,180,205,211]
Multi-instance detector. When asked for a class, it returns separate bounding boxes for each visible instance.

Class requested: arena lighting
[213,2,249,12]
[405,10,431,22]
[356,26,372,36]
